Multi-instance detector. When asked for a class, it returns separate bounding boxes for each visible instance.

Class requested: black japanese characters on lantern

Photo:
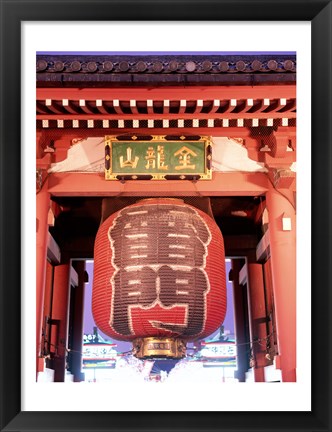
[108,203,211,336]
[92,198,226,359]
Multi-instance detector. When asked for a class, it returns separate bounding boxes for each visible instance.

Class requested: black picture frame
[0,1,331,431]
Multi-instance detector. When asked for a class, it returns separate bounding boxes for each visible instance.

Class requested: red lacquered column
[71,261,86,382]
[36,178,50,375]
[247,262,267,382]
[52,263,71,382]
[266,188,296,382]
[231,259,248,382]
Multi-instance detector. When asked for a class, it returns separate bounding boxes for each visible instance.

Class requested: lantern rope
[39,338,135,358]
[40,328,277,358]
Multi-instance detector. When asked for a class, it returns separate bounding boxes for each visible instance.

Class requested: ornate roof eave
[36,54,296,88]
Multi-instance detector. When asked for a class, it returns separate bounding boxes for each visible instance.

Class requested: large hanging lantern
[92,198,226,359]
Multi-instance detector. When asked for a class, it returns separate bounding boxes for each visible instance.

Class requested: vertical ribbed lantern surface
[92,198,226,359]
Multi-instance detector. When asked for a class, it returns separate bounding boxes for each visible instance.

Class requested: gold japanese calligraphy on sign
[105,136,212,180]
[174,146,197,170]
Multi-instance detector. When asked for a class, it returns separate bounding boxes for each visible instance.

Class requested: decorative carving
[284,60,294,71]
[218,61,229,72]
[270,168,296,189]
[202,60,213,71]
[229,137,245,145]
[87,61,97,72]
[70,61,81,72]
[236,61,246,72]
[54,61,64,72]
[185,61,196,72]
[71,138,84,145]
[136,61,147,72]
[36,168,48,192]
[267,60,278,71]
[251,60,262,71]
[103,61,113,72]
[168,60,178,71]
[36,60,48,72]
[119,61,129,72]
[36,55,296,75]
[152,61,163,72]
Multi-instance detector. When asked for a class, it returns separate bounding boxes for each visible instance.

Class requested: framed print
[0,1,331,431]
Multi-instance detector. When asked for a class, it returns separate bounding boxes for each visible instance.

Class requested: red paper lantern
[92,198,226,359]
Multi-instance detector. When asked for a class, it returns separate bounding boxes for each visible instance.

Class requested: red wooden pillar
[71,261,86,382]
[231,259,248,382]
[52,263,71,382]
[41,261,55,360]
[266,187,296,382]
[247,262,267,382]
[36,177,50,375]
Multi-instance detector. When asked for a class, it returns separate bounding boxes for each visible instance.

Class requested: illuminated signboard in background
[82,344,118,361]
[201,342,236,358]
[82,332,118,370]
[200,341,237,367]
[105,135,212,180]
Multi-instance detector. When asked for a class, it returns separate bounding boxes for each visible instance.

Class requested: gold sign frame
[105,135,212,180]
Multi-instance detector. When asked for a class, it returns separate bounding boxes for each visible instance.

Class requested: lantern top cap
[137,198,184,204]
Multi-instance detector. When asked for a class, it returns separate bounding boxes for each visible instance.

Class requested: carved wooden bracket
[268,168,296,189]
[36,154,52,192]
[244,128,296,170]
[53,135,84,162]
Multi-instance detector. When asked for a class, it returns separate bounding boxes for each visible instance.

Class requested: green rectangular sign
[105,136,212,180]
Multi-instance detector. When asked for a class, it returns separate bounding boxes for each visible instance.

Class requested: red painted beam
[47,171,270,197]
[37,126,296,140]
[37,85,296,101]
[37,112,296,121]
